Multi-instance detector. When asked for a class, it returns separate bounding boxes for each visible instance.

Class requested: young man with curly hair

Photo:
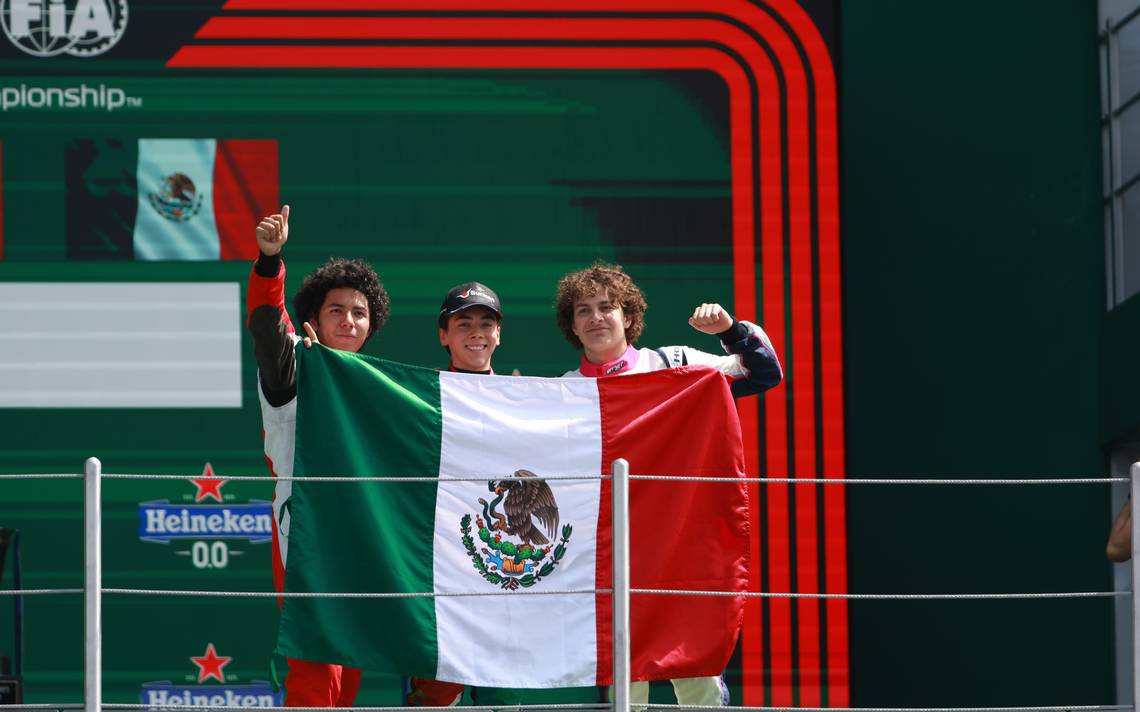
[248,205,390,707]
[555,260,783,707]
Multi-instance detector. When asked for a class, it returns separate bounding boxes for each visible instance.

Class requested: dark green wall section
[1103,295,1140,444]
[841,1,1110,706]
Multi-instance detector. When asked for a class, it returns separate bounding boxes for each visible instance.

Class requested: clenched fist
[255,204,290,256]
[688,302,733,334]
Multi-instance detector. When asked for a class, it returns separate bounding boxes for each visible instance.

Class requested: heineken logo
[140,643,283,709]
[459,469,572,591]
[137,462,272,570]
[191,461,225,502]
[148,171,203,223]
[141,684,278,710]
[138,503,272,542]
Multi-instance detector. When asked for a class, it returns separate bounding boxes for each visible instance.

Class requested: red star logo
[190,643,232,683]
[191,462,226,503]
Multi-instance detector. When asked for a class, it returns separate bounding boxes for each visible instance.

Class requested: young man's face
[439,306,501,372]
[313,287,370,353]
[571,288,631,363]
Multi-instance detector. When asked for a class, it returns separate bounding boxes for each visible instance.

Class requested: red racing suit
[247,253,362,707]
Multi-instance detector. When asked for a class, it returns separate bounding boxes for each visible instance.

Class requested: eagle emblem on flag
[459,469,573,591]
[148,171,203,223]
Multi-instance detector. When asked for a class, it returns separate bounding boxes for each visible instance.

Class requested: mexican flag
[277,346,750,688]
[65,138,277,260]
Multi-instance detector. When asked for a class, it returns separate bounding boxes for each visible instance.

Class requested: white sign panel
[0,282,241,408]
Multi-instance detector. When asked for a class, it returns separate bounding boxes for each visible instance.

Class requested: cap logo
[459,287,490,300]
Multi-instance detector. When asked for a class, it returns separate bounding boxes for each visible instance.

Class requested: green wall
[841,0,1111,705]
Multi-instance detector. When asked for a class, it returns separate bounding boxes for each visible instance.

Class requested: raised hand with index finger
[255,204,290,256]
[301,321,320,349]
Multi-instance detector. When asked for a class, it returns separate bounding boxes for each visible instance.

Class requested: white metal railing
[0,460,1132,711]
[84,457,102,712]
[1130,462,1139,710]
[74,457,637,712]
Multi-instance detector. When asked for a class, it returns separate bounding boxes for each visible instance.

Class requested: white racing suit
[563,319,782,707]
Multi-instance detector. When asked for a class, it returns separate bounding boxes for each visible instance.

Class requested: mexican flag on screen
[277,346,750,688]
[65,138,277,260]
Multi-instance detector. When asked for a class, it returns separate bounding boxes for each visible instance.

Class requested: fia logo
[1,0,128,58]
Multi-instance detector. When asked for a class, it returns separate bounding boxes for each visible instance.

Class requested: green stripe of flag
[279,347,443,674]
[66,138,139,260]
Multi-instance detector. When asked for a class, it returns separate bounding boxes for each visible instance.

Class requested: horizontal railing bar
[0,473,1125,485]
[632,589,1127,600]
[91,588,1127,601]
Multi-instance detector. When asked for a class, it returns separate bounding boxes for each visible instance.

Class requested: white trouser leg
[630,681,650,706]
[609,681,650,710]
[671,676,727,706]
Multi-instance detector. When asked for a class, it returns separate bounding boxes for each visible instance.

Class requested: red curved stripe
[760,2,846,704]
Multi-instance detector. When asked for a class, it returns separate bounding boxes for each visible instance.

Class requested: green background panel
[0,71,735,704]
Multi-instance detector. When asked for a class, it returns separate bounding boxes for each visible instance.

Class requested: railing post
[84,457,102,712]
[612,458,631,712]
[1131,461,1139,710]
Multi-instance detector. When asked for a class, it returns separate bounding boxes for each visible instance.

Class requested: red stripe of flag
[214,139,279,260]
[598,366,748,684]
[594,455,614,685]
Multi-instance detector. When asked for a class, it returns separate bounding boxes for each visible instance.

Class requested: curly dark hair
[293,257,390,342]
[555,261,647,349]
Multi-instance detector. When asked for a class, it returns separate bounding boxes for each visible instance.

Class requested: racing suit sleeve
[246,252,297,408]
[665,320,783,399]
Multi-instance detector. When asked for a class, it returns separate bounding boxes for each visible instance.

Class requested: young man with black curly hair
[247,204,390,707]
[554,260,782,708]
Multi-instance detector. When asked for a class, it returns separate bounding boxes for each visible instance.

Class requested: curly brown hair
[555,261,647,349]
[293,257,390,342]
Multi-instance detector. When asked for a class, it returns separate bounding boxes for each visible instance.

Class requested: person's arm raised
[248,205,299,407]
[683,302,783,397]
[255,204,289,256]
